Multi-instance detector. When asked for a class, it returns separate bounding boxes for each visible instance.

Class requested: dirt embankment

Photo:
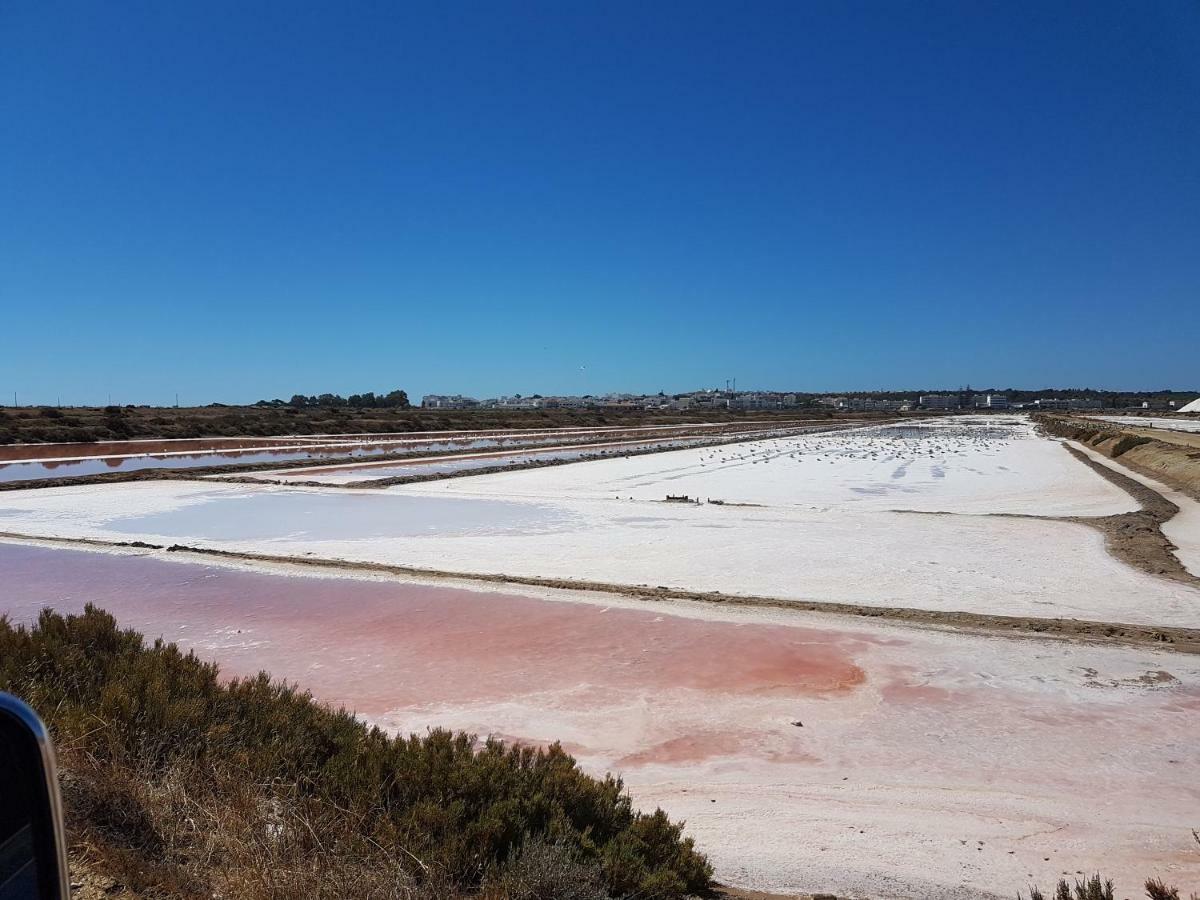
[1036,414,1200,501]
[1027,414,1200,588]
[1057,444,1197,586]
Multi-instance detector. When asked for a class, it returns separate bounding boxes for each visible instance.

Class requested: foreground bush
[1021,875,1196,900]
[0,606,711,899]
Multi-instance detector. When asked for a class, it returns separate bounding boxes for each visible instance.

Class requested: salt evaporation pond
[280,445,630,483]
[0,437,563,483]
[105,488,574,540]
[1089,415,1200,434]
[415,417,1138,516]
[269,434,764,484]
[2,418,1197,625]
[0,425,714,464]
[0,446,390,482]
[0,422,809,483]
[2,541,1197,899]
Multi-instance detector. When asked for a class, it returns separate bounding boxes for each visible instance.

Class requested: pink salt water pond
[0,542,867,717]
[2,541,1198,899]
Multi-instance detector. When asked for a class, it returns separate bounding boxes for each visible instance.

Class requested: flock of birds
[684,422,1024,473]
[323,421,1029,489]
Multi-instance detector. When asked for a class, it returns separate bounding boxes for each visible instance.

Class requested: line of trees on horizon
[255,390,411,409]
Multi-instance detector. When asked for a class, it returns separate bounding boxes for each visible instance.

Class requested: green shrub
[0,606,711,899]
[1022,875,1112,900]
[1146,879,1180,900]
[1022,875,1197,900]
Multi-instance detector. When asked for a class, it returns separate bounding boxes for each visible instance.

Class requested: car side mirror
[0,693,70,900]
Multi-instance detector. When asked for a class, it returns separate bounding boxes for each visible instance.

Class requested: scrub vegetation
[0,606,712,899]
[1021,875,1196,900]
[277,390,414,408]
[0,403,820,445]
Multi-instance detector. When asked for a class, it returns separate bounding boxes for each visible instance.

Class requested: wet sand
[3,541,1197,898]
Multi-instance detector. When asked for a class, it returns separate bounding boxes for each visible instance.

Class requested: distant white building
[1035,398,1102,411]
[690,392,730,410]
[981,394,1009,409]
[496,396,537,409]
[919,395,958,410]
[421,394,479,409]
[728,392,778,410]
[836,398,906,411]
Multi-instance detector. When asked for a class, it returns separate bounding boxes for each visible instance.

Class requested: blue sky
[2,1,1198,405]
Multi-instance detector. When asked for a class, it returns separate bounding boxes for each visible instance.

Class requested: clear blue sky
[2,1,1198,405]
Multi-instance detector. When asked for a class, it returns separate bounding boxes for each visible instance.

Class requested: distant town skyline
[3,2,1198,406]
[4,382,1197,410]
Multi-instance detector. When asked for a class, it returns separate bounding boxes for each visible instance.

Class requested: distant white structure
[1181,397,1200,413]
[494,396,538,409]
[835,398,906,411]
[1035,398,1102,411]
[728,392,779,410]
[919,395,958,410]
[421,394,479,409]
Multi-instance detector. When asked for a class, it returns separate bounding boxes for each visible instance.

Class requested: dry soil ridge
[1056,443,1197,585]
